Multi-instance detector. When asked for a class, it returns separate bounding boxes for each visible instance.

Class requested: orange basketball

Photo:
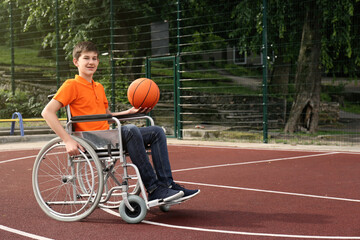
[127,78,160,109]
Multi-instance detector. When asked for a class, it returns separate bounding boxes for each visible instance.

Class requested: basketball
[127,78,160,109]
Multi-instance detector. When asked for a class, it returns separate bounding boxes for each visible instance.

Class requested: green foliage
[320,92,331,102]
[342,101,360,114]
[230,0,263,54]
[230,0,360,77]
[0,89,44,118]
[0,45,55,67]
[224,64,261,77]
[319,0,358,76]
[22,0,109,58]
[183,31,227,53]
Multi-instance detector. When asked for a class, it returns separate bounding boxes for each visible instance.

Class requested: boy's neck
[79,73,93,83]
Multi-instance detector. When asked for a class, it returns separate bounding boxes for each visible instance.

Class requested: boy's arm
[42,99,84,155]
[109,107,151,116]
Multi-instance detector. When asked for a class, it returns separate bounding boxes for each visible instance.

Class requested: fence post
[262,0,269,143]
[176,0,182,139]
[109,0,116,112]
[55,0,60,89]
[9,0,15,95]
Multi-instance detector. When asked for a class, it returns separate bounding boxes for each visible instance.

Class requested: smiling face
[73,51,99,82]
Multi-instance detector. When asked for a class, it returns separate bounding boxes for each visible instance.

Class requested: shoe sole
[171,190,200,203]
[163,191,184,202]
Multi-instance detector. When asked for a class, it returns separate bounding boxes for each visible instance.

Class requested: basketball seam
[132,78,147,108]
[138,81,152,108]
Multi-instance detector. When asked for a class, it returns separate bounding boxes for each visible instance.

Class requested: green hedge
[0,89,43,118]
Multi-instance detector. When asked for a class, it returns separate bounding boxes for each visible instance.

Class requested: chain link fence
[0,0,359,146]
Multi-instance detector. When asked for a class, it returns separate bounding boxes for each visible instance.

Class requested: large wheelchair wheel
[32,136,104,222]
[119,195,147,224]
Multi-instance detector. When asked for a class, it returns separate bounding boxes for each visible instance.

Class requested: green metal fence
[145,55,179,138]
[0,0,359,146]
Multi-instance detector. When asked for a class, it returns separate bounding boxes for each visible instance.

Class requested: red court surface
[1,144,360,240]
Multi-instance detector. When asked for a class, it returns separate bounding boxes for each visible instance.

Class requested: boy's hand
[110,107,152,118]
[138,107,152,114]
[129,107,152,114]
[64,138,85,156]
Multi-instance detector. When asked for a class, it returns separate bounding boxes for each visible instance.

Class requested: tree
[284,1,321,133]
[230,0,360,133]
[22,0,110,59]
[285,0,359,133]
[7,0,360,129]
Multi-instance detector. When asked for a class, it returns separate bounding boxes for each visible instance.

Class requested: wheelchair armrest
[113,113,146,119]
[47,94,55,100]
[70,113,154,127]
[71,114,113,121]
[113,113,154,126]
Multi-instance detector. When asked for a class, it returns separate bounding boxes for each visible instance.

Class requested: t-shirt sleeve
[101,85,109,109]
[97,83,109,109]
[53,79,77,107]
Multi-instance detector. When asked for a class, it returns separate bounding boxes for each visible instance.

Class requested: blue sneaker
[148,184,184,202]
[170,183,200,201]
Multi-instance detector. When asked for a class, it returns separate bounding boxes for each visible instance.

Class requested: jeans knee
[152,126,166,139]
[127,124,138,132]
[122,124,140,140]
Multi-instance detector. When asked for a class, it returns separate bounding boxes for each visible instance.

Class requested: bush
[0,89,43,119]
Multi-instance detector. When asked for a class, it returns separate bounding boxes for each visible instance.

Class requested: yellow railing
[1,112,66,136]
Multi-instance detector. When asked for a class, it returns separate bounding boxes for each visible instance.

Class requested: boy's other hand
[110,107,152,118]
[138,107,152,114]
[129,107,152,114]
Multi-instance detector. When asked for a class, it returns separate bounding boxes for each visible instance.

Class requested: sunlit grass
[0,45,55,67]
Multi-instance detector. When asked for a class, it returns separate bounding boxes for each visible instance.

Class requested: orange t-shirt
[54,75,110,131]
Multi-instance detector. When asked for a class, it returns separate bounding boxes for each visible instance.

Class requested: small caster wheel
[119,195,147,224]
[159,204,171,212]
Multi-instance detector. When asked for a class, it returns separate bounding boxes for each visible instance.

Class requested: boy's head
[72,41,99,60]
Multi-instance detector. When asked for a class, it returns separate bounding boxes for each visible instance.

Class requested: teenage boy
[42,41,199,202]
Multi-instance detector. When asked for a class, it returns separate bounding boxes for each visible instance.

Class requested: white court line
[102,208,360,239]
[0,149,341,166]
[176,180,360,203]
[172,152,339,173]
[0,225,54,240]
[0,155,37,164]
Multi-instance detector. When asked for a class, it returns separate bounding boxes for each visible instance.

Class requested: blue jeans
[121,124,173,193]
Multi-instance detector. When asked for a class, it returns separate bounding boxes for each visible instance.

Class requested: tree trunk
[284,2,321,134]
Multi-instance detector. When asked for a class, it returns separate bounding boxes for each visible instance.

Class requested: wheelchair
[32,104,182,223]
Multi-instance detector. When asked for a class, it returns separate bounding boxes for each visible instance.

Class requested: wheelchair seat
[73,129,120,150]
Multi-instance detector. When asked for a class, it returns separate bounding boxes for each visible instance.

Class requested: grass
[270,128,358,136]
[224,63,262,78]
[0,45,55,67]
[342,101,360,114]
[150,62,261,95]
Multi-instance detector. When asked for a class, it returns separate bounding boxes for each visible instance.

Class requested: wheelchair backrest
[48,93,119,150]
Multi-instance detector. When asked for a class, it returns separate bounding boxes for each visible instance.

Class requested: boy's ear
[73,58,79,67]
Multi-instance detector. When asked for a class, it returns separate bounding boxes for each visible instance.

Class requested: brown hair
[72,41,99,60]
